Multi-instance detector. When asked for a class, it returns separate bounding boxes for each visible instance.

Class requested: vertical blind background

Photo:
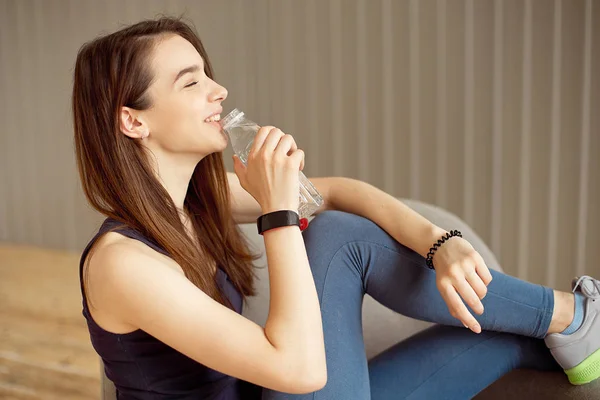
[0,0,598,291]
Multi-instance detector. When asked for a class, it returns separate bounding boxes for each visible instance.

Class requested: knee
[307,210,359,233]
[309,210,354,227]
[304,210,375,246]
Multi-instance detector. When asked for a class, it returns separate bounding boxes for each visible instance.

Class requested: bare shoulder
[84,231,184,333]
[92,231,184,270]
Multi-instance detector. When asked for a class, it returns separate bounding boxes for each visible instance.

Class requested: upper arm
[227,172,332,223]
[87,241,323,394]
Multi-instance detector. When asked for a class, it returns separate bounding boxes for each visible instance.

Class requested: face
[135,34,228,159]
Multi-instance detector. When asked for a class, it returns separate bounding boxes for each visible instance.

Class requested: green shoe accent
[565,347,600,385]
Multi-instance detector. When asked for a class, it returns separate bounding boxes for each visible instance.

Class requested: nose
[209,82,228,103]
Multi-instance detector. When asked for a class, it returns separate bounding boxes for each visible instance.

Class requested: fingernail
[472,324,481,334]
[463,323,469,329]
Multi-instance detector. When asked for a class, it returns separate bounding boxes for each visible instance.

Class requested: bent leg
[262,211,373,400]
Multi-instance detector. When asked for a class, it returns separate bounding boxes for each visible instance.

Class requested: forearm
[262,225,326,376]
[325,177,447,258]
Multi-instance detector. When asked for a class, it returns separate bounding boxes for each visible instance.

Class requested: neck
[147,149,217,275]
[150,150,204,213]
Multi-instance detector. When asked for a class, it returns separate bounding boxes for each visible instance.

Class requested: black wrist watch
[257,210,301,235]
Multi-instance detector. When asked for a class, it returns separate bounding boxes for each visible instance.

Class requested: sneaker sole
[565,347,600,385]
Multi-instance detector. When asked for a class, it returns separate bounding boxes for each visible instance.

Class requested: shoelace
[572,275,600,300]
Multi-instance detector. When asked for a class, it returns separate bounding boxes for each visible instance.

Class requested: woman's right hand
[232,126,305,214]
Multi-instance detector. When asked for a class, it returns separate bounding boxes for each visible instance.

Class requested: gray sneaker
[544,276,600,385]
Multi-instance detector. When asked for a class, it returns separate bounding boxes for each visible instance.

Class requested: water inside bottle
[220,109,259,165]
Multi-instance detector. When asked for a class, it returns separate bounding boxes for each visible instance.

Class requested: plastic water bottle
[220,108,324,219]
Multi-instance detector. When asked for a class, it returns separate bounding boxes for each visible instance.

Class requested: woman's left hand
[432,237,493,334]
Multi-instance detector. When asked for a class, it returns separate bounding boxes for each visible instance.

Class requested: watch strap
[257,210,300,235]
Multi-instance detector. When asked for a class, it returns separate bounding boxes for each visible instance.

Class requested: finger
[288,149,305,170]
[473,252,493,286]
[261,128,285,156]
[274,134,297,157]
[285,136,298,156]
[440,284,481,333]
[465,268,488,300]
[454,278,484,315]
[249,125,276,156]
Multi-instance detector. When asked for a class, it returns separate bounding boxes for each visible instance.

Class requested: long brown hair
[72,16,257,308]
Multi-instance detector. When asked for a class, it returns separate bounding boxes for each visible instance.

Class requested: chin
[195,138,228,159]
[216,129,229,150]
[212,134,229,153]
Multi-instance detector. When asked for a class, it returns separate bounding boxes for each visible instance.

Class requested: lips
[204,107,223,123]
[204,113,221,123]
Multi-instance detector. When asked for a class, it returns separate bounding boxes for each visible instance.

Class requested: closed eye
[184,81,198,88]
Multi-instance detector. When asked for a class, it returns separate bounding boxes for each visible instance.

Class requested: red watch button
[299,218,309,231]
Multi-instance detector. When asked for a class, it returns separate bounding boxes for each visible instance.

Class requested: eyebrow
[173,65,201,84]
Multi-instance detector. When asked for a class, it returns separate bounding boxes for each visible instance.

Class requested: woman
[72,17,599,399]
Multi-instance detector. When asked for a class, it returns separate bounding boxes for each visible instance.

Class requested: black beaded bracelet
[425,230,463,270]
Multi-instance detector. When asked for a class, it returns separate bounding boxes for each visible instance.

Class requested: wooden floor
[0,244,100,399]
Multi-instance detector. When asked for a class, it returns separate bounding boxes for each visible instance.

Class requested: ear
[120,106,149,140]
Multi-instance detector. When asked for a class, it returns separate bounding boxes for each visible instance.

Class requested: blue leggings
[261,210,560,399]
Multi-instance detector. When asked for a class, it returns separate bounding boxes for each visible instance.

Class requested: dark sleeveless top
[79,218,262,399]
